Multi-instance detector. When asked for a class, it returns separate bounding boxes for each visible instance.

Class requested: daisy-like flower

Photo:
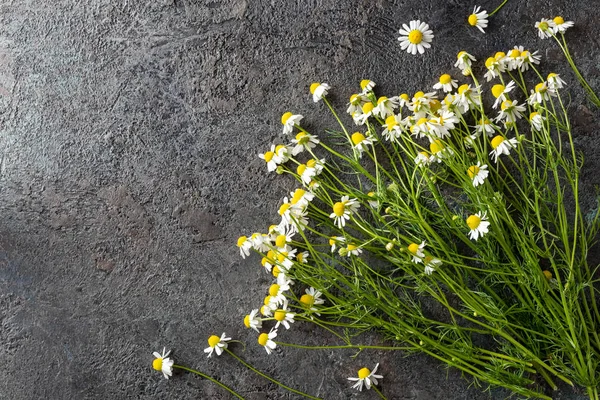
[330,195,360,229]
[273,304,295,329]
[300,287,325,308]
[290,187,315,209]
[408,241,426,263]
[268,281,291,306]
[491,81,515,109]
[535,18,555,39]
[519,50,541,72]
[529,111,545,131]
[430,139,453,162]
[281,112,303,135]
[475,117,497,137]
[396,93,411,108]
[152,348,175,379]
[505,47,524,71]
[414,151,433,167]
[204,333,231,357]
[430,109,458,138]
[296,158,324,186]
[291,131,319,156]
[552,16,574,34]
[410,117,432,139]
[354,103,375,125]
[237,235,252,258]
[468,6,489,33]
[423,255,442,275]
[329,236,345,252]
[360,79,376,94]
[257,329,278,355]
[408,91,437,114]
[454,51,476,76]
[489,135,518,162]
[342,243,363,257]
[467,162,489,187]
[309,82,330,102]
[528,82,553,105]
[258,145,280,172]
[433,73,458,93]
[546,73,566,90]
[483,56,505,81]
[351,131,376,156]
[467,211,490,240]
[296,250,309,264]
[244,309,262,332]
[373,96,399,119]
[398,20,434,55]
[347,93,369,115]
[348,363,383,391]
[454,84,481,113]
[496,100,526,123]
[250,232,271,252]
[382,114,403,142]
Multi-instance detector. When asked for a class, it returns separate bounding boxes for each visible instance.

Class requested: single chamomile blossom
[300,287,325,308]
[454,84,481,113]
[430,110,458,139]
[408,91,438,113]
[309,82,330,102]
[490,135,518,163]
[552,16,574,34]
[257,329,278,355]
[354,102,375,125]
[360,79,376,94]
[466,211,490,241]
[329,236,345,252]
[296,250,309,264]
[373,96,399,118]
[152,348,174,379]
[423,255,442,275]
[535,19,555,39]
[519,49,541,72]
[382,114,403,142]
[244,309,262,332]
[289,187,315,209]
[351,131,376,156]
[204,333,231,357]
[347,93,369,114]
[250,232,271,252]
[291,131,319,156]
[410,117,432,139]
[483,56,505,81]
[237,235,252,258]
[408,241,426,263]
[496,100,526,123]
[433,73,458,93]
[430,139,453,162]
[330,196,360,229]
[281,112,303,135]
[343,243,363,257]
[268,281,290,306]
[529,112,545,131]
[468,6,489,33]
[273,304,295,330]
[296,158,324,186]
[547,73,566,90]
[398,20,434,55]
[491,81,515,109]
[348,363,383,391]
[454,51,476,76]
[467,162,489,187]
[396,93,411,108]
[414,151,433,167]
[528,82,554,105]
[258,144,281,172]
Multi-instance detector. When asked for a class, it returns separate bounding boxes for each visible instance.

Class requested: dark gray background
[0,0,598,399]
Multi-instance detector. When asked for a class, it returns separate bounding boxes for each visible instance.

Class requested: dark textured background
[0,0,598,399]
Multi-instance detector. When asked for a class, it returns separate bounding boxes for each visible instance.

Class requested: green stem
[489,0,509,16]
[275,341,411,351]
[173,364,245,399]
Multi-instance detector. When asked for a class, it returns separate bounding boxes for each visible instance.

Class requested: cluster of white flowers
[535,16,574,39]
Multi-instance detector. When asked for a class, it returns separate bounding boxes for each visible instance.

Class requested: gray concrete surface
[0,0,598,399]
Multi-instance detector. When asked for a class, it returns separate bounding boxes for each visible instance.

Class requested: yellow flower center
[357,367,371,379]
[281,112,292,125]
[522,50,530,58]
[296,164,307,176]
[467,165,480,179]
[508,49,520,58]
[208,335,220,348]
[466,215,481,230]
[368,191,375,197]
[494,51,506,60]
[295,131,307,142]
[237,236,247,247]
[258,333,269,346]
[491,84,505,98]
[543,270,553,280]
[491,135,505,149]
[275,234,287,248]
[309,82,320,94]
[291,189,306,204]
[539,21,549,31]
[153,358,163,371]
[275,144,286,154]
[400,93,409,102]
[408,243,420,255]
[244,314,251,328]
[430,100,441,113]
[419,151,429,159]
[439,74,451,85]
[274,309,286,321]
[260,305,269,316]
[529,112,539,121]
[277,252,287,263]
[347,244,358,251]
[547,73,557,80]
[408,29,423,44]
[360,80,372,90]
[329,237,337,246]
[429,140,444,154]
[362,102,374,114]
[500,100,511,110]
[485,57,495,69]
[263,151,274,162]
[264,295,273,305]
[351,132,366,145]
[457,84,470,95]
[417,117,428,126]
[278,203,291,216]
[272,265,281,277]
[300,294,314,307]
[385,115,397,128]
[414,91,425,99]
[553,16,564,25]
[296,252,305,263]
[307,159,317,168]
[468,14,478,26]
[535,82,546,93]
[377,96,388,104]
[333,202,346,217]
[269,283,280,296]
[350,94,361,105]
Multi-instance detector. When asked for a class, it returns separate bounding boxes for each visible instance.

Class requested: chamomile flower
[467,162,489,187]
[373,96,399,118]
[296,250,309,264]
[258,329,278,355]
[291,131,319,156]
[466,211,490,240]
[454,51,476,76]
[250,232,271,252]
[382,114,403,142]
[237,235,252,258]
[330,196,360,229]
[430,139,453,162]
[546,73,566,90]
[408,241,426,263]
[351,131,376,156]
[528,82,553,105]
[329,236,346,252]
[454,84,481,113]
[529,111,545,131]
[491,81,515,109]
[360,79,376,94]
[505,47,524,71]
[433,74,458,93]
[414,151,433,167]
[348,363,383,391]
[309,82,330,102]
[347,93,370,114]
[258,145,280,172]
[300,287,324,315]
[268,281,291,306]
[535,19,555,39]
[519,50,541,71]
[354,103,375,125]
[468,6,489,33]
[343,243,363,257]
[431,109,459,137]
[551,16,574,34]
[398,20,434,55]
[408,91,438,113]
[290,188,315,209]
[281,112,303,135]
[297,158,324,186]
[152,348,174,379]
[396,93,411,108]
[496,100,526,123]
[204,333,231,357]
[475,117,497,137]
[423,255,442,275]
[244,309,262,332]
[273,304,295,329]
[483,56,505,81]
[490,135,518,163]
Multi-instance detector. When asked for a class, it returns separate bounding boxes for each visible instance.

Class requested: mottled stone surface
[0,0,598,399]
